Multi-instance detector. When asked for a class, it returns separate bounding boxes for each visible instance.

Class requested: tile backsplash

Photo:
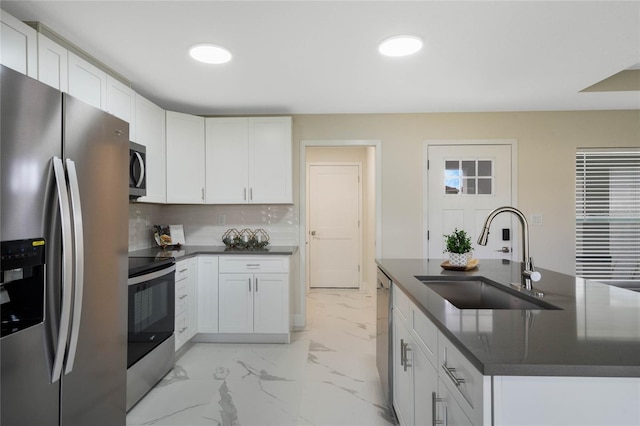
[128,203,299,251]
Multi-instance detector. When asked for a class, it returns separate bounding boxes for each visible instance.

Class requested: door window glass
[444,159,493,195]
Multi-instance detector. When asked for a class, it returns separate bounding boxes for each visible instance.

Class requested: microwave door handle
[63,159,85,375]
[51,157,74,383]
[134,152,145,188]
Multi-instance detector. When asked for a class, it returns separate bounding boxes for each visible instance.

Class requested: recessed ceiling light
[378,35,423,57]
[189,44,232,64]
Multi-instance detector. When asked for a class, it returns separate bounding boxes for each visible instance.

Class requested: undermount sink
[417,278,561,310]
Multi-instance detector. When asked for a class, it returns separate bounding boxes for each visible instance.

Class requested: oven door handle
[128,264,176,286]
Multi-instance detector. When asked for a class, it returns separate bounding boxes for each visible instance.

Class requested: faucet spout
[477,206,542,290]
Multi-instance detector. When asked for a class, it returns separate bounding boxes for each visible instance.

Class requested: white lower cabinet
[197,255,219,333]
[393,284,484,426]
[218,256,290,337]
[174,257,199,351]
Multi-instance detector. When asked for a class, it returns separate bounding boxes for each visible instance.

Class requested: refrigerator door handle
[64,159,85,375]
[51,157,74,383]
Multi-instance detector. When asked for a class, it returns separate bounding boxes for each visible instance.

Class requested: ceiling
[3,1,640,115]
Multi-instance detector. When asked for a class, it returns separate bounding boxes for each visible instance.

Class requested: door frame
[423,139,519,258]
[307,162,363,290]
[299,140,382,327]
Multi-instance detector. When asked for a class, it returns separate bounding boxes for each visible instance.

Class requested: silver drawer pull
[179,327,188,333]
[442,364,465,386]
[432,392,443,426]
[178,268,188,273]
[246,264,260,267]
[179,294,188,300]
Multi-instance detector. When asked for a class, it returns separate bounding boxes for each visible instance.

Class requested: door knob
[496,246,511,253]
[311,231,317,236]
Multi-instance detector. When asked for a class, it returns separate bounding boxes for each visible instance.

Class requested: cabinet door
[413,345,439,426]
[134,94,166,203]
[37,33,68,92]
[393,311,413,426]
[253,273,288,334]
[248,117,292,203]
[439,378,473,426]
[0,11,37,77]
[218,273,254,333]
[106,75,135,134]
[68,52,107,110]
[205,117,249,203]
[186,257,198,340]
[197,255,218,333]
[166,111,205,203]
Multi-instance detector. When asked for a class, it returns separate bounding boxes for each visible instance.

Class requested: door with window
[427,144,515,260]
[308,164,361,288]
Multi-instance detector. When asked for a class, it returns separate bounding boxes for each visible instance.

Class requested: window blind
[576,148,640,286]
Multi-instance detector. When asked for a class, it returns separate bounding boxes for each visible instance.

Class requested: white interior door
[309,164,361,288]
[427,144,516,260]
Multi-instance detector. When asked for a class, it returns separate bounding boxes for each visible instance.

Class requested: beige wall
[292,111,640,275]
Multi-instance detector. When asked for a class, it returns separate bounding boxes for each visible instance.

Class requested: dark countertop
[129,245,298,262]
[376,258,640,378]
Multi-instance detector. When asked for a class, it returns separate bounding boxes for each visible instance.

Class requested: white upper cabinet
[135,94,166,203]
[206,117,292,204]
[166,111,205,204]
[106,75,135,135]
[37,33,68,92]
[249,117,292,204]
[205,118,249,203]
[0,10,37,78]
[68,51,107,110]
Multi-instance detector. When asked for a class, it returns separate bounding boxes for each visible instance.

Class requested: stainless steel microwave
[129,142,146,199]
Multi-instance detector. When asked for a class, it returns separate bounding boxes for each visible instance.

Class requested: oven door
[127,265,175,368]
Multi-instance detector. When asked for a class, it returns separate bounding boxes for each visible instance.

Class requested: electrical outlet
[531,214,543,226]
[217,214,226,226]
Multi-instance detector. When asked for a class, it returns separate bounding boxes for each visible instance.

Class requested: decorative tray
[440,259,479,271]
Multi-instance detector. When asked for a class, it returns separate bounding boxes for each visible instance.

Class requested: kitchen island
[376,258,640,425]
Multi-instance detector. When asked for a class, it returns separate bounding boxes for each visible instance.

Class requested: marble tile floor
[126,289,396,426]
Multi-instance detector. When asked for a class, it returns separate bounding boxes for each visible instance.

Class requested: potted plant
[443,228,473,266]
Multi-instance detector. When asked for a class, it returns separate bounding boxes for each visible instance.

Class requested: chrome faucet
[477,206,542,292]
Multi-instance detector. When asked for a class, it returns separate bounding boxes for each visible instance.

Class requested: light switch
[531,214,543,226]
[217,214,226,226]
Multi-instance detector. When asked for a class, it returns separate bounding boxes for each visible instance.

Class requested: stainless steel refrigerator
[1,65,129,425]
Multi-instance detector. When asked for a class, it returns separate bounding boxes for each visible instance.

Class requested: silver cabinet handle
[432,392,444,426]
[243,188,247,201]
[311,231,317,236]
[442,364,465,386]
[249,277,252,292]
[201,188,205,201]
[51,157,73,383]
[64,159,85,375]
[403,342,411,372]
[179,327,188,333]
[178,268,188,273]
[400,339,405,367]
[249,187,253,201]
[179,294,188,300]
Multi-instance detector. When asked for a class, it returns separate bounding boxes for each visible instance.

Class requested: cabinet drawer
[411,305,438,368]
[175,261,190,281]
[219,256,289,273]
[438,331,484,423]
[175,281,188,315]
[392,284,410,323]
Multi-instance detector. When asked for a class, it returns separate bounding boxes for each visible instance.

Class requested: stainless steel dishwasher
[376,267,393,410]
